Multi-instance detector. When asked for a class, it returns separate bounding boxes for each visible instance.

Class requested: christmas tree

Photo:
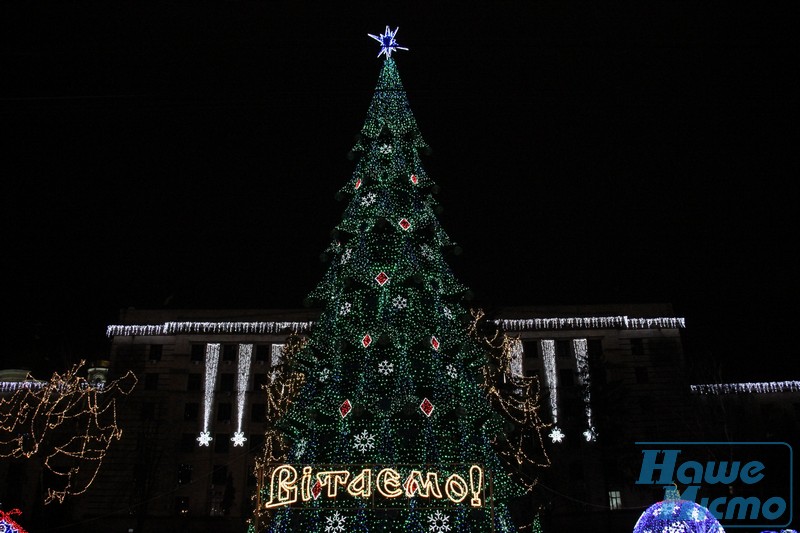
[255,27,535,533]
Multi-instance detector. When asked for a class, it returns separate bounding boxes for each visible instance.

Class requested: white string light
[690,381,800,394]
[497,316,685,331]
[541,339,560,442]
[198,343,220,446]
[233,344,253,446]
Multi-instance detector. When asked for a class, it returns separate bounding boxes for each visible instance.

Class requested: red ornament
[431,336,440,351]
[420,397,434,417]
[410,174,418,184]
[362,334,372,348]
[340,399,352,418]
[398,218,411,231]
[355,178,362,189]
[375,271,389,286]
[312,480,323,499]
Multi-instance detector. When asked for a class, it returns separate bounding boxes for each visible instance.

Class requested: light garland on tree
[0,361,136,504]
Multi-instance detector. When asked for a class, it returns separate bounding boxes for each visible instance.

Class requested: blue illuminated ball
[632,499,725,533]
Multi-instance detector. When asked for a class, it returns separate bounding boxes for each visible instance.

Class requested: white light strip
[509,338,523,378]
[690,381,800,395]
[496,316,685,331]
[573,338,596,441]
[541,340,557,423]
[106,321,313,337]
[233,344,253,446]
[198,343,220,446]
[271,344,285,367]
[0,381,46,392]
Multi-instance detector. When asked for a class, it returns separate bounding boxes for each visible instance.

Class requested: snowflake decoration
[196,431,212,446]
[548,426,565,443]
[231,431,247,447]
[392,295,407,309]
[583,427,598,442]
[294,438,307,458]
[442,306,453,319]
[268,369,282,384]
[445,364,457,379]
[427,510,451,533]
[420,244,434,259]
[379,143,393,154]
[361,192,377,206]
[339,302,351,316]
[378,360,394,375]
[353,430,376,452]
[340,248,352,264]
[367,26,409,59]
[319,368,331,382]
[325,510,346,533]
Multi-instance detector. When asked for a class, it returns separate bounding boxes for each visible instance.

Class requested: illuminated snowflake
[353,430,376,452]
[548,426,565,443]
[583,427,597,442]
[427,510,451,533]
[420,244,434,259]
[379,143,393,154]
[318,368,331,382]
[445,364,457,379]
[268,369,281,384]
[196,431,212,446]
[294,438,307,458]
[392,296,407,309]
[378,360,394,375]
[442,306,453,319]
[361,192,377,206]
[324,510,346,533]
[340,248,352,264]
[231,431,247,447]
[339,302,351,316]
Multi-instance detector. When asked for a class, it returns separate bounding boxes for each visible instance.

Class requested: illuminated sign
[262,464,485,509]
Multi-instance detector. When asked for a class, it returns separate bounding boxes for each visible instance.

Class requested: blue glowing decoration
[368,25,408,58]
[632,497,726,533]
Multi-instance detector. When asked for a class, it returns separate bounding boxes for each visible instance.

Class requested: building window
[212,465,228,485]
[149,344,163,362]
[180,433,196,453]
[559,368,574,387]
[522,340,539,358]
[144,373,159,390]
[634,366,649,384]
[141,402,156,421]
[255,344,270,364]
[222,344,237,364]
[187,373,201,391]
[215,434,230,453]
[630,338,644,356]
[556,339,571,358]
[608,490,622,510]
[191,343,206,363]
[177,464,192,485]
[175,497,190,515]
[251,403,266,423]
[249,433,264,453]
[220,373,235,392]
[217,402,232,423]
[184,403,199,421]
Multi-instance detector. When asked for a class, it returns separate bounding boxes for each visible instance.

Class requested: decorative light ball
[632,495,725,533]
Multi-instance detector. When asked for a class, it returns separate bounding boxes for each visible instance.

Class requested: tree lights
[249,30,543,533]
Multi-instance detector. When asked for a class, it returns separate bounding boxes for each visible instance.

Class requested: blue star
[368,26,409,58]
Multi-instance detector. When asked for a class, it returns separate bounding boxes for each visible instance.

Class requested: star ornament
[368,26,409,58]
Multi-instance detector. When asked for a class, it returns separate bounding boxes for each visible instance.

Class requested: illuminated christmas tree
[255,27,536,533]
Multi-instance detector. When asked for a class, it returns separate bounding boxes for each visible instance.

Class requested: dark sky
[3,2,796,381]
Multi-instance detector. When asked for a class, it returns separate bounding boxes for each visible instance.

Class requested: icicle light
[233,343,253,447]
[541,340,561,442]
[496,316,685,331]
[509,338,523,378]
[690,380,800,394]
[572,339,596,442]
[106,321,313,337]
[198,343,220,446]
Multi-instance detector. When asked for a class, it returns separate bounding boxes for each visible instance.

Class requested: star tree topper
[368,26,408,58]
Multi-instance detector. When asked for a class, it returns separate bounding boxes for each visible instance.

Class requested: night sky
[4,3,796,382]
